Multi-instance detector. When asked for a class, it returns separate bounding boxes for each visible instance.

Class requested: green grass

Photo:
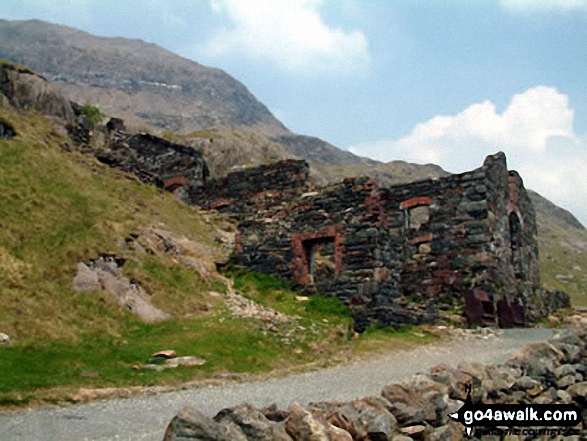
[226,266,351,322]
[0,316,307,406]
[538,229,587,308]
[0,106,438,408]
[0,105,221,341]
[0,59,43,78]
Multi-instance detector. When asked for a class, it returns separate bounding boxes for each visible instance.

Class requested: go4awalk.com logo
[448,385,582,437]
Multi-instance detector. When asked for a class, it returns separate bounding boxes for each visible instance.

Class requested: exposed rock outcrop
[0,118,15,138]
[0,61,75,120]
[72,256,170,323]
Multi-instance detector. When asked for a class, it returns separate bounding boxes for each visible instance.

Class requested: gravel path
[0,328,553,441]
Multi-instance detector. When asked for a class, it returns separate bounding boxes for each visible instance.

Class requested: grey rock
[163,406,247,440]
[285,403,352,440]
[214,404,292,441]
[556,375,576,389]
[72,262,100,292]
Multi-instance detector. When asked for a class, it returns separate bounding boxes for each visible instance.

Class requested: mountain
[0,19,375,166]
[0,19,288,136]
[271,134,378,166]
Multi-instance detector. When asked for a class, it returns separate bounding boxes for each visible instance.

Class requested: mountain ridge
[0,18,378,167]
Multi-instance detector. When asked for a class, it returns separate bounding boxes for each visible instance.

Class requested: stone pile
[164,318,587,440]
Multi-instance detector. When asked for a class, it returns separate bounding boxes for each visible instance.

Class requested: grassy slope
[0,105,223,342]
[0,107,435,407]
[534,212,587,307]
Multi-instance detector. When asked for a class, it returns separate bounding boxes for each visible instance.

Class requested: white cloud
[349,87,587,225]
[199,0,370,75]
[501,0,587,12]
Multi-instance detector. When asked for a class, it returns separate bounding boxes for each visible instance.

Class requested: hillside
[0,99,372,407]
[0,19,375,167]
[0,19,288,137]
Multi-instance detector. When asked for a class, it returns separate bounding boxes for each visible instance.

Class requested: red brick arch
[163,176,190,191]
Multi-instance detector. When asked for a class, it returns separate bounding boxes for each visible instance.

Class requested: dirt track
[0,328,553,441]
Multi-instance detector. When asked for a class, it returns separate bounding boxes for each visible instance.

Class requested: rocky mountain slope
[0,19,288,137]
[0,19,374,167]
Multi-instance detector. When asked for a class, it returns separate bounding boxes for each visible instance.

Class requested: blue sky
[1,0,587,224]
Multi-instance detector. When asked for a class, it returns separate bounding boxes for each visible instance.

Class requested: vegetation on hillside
[0,105,437,408]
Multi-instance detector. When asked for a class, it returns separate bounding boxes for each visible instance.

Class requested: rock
[429,364,472,401]
[556,374,576,388]
[506,342,564,377]
[333,397,398,440]
[456,361,486,380]
[556,389,573,403]
[163,406,247,440]
[285,403,352,440]
[381,376,447,426]
[400,425,426,437]
[426,421,463,441]
[515,376,538,390]
[261,403,290,422]
[0,333,10,344]
[72,258,171,323]
[0,119,16,139]
[140,364,165,372]
[164,356,206,368]
[214,404,292,441]
[526,384,543,398]
[391,436,413,441]
[153,350,177,359]
[567,381,587,401]
[532,394,553,404]
[72,262,100,292]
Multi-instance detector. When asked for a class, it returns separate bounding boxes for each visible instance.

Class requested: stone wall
[163,316,587,440]
[188,159,310,216]
[95,119,209,199]
[227,153,567,331]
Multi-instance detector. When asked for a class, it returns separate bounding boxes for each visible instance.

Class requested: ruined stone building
[188,154,568,330]
[95,119,568,330]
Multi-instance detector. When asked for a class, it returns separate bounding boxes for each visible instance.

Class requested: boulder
[381,376,448,426]
[163,406,247,441]
[214,404,292,441]
[72,262,100,292]
[285,403,352,440]
[332,397,398,440]
[164,357,206,368]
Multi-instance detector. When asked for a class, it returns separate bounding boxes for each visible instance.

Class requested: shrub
[80,105,104,127]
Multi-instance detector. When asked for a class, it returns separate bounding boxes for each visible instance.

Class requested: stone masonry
[201,153,569,331]
[95,118,210,201]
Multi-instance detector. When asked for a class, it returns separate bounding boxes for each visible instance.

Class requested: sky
[1,0,586,224]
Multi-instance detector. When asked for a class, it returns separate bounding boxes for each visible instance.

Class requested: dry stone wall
[163,315,587,440]
[188,159,310,216]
